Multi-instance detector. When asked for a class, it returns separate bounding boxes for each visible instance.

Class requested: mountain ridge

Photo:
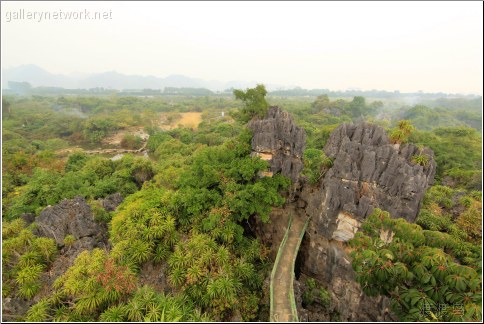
[2,64,283,92]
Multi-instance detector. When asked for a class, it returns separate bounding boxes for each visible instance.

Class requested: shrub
[120,134,143,150]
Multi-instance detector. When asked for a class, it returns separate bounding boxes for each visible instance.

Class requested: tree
[233,84,269,122]
[311,94,330,113]
[346,96,366,118]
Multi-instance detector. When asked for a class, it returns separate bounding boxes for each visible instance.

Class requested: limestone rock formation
[4,197,110,320]
[36,197,110,285]
[35,196,101,246]
[19,213,36,225]
[251,111,436,321]
[34,197,110,285]
[301,122,435,320]
[248,106,306,183]
[320,122,436,223]
[101,192,124,211]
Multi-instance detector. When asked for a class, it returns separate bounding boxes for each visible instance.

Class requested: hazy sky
[1,1,483,94]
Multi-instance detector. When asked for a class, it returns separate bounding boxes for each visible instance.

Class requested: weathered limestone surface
[248,106,306,183]
[35,196,99,246]
[251,110,436,321]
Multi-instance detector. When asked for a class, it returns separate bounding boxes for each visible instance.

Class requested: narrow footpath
[270,216,309,322]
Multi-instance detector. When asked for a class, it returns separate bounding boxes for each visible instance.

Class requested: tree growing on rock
[233,84,269,122]
[389,120,415,144]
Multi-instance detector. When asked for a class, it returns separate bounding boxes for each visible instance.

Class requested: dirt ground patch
[160,112,202,130]
[55,147,84,157]
[102,127,149,146]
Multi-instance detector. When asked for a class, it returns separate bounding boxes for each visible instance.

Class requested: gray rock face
[318,122,436,225]
[301,122,435,320]
[248,106,306,183]
[101,193,124,211]
[36,197,110,285]
[20,213,36,225]
[35,196,99,246]
[297,223,396,321]
[5,198,110,320]
[251,114,436,321]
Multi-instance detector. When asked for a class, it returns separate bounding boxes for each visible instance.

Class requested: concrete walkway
[270,216,308,322]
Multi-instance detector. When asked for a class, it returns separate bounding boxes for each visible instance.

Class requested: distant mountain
[76,71,162,90]
[1,64,275,91]
[5,65,476,97]
[2,64,78,88]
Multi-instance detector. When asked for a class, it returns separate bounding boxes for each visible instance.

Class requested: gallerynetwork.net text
[5,9,113,22]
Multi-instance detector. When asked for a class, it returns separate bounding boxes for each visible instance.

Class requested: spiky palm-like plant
[16,263,44,298]
[99,305,126,322]
[168,268,186,288]
[17,251,42,268]
[412,154,430,167]
[32,237,58,263]
[153,243,171,264]
[129,239,153,265]
[26,298,51,322]
[125,299,143,322]
[2,218,26,239]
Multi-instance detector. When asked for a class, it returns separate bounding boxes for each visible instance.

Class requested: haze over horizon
[1,1,483,95]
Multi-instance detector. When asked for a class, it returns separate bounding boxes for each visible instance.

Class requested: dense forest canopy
[1,88,482,322]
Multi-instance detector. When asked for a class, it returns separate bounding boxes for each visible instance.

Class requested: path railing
[270,215,310,322]
[270,216,293,322]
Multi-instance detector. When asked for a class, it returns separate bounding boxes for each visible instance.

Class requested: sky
[1,1,483,94]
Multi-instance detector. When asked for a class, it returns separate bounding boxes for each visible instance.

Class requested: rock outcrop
[302,122,435,320]
[251,110,436,321]
[321,122,436,222]
[248,106,306,183]
[304,122,436,240]
[4,197,113,320]
[101,192,124,211]
[20,213,36,225]
[35,196,100,246]
[34,196,111,290]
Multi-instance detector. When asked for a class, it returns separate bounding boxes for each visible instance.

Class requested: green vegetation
[389,120,415,144]
[301,277,332,312]
[397,102,482,132]
[20,129,287,321]
[303,149,333,185]
[233,84,269,122]
[2,219,57,300]
[2,89,481,322]
[350,209,481,322]
[409,127,482,188]
[120,134,143,150]
[2,154,153,220]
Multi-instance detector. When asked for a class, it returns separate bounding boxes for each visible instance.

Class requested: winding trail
[83,141,148,155]
[270,215,309,322]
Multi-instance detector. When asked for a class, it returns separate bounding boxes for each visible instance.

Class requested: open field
[160,112,202,130]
